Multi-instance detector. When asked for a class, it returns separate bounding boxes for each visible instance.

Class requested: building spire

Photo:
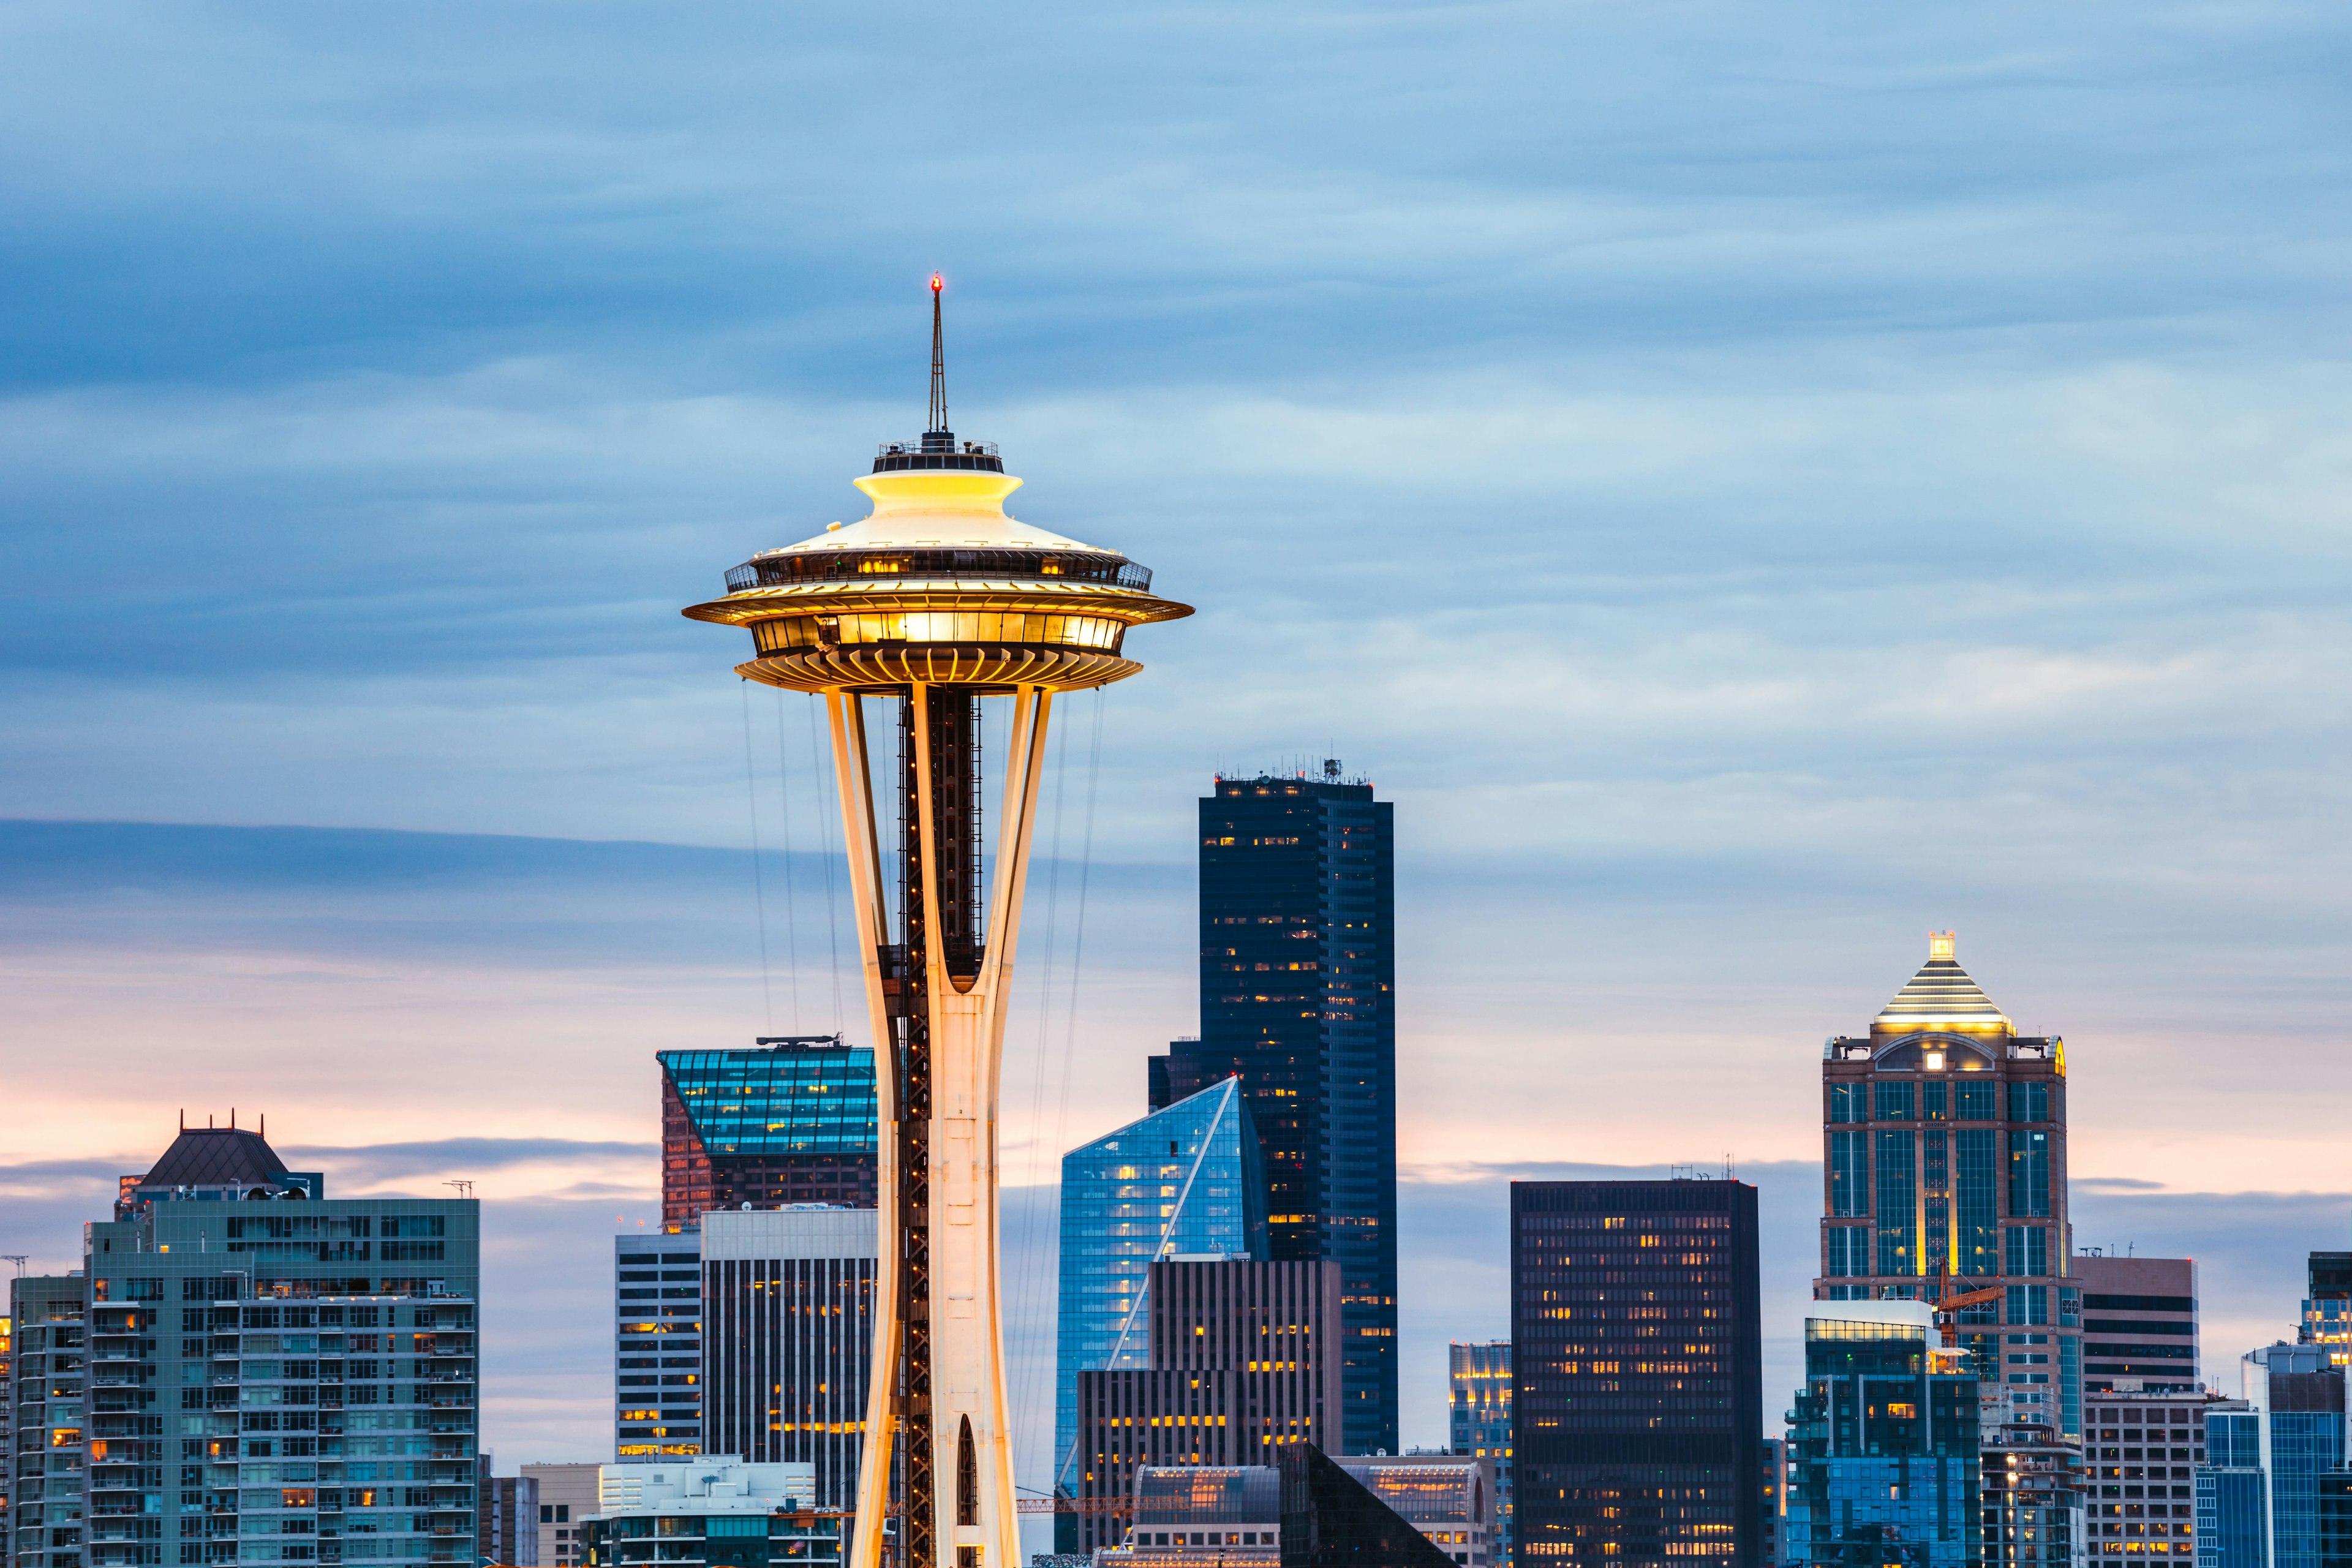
[927,273,948,436]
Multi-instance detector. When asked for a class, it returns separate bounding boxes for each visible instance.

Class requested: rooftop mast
[927,273,948,437]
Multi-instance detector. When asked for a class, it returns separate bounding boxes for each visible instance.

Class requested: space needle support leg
[831,691,902,1568]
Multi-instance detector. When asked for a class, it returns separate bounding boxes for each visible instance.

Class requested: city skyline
[5,0,2352,1537]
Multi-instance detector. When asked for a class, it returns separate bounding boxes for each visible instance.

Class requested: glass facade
[1156,771,1398,1456]
[657,1039,878,1226]
[1511,1180,1763,1568]
[1053,1080,1267,1506]
[1783,1309,1979,1568]
[1874,1133,1917,1278]
[614,1234,703,1460]
[1449,1343,1512,1567]
[2198,1411,2264,1568]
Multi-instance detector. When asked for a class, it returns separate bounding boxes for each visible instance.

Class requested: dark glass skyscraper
[1510,1178,1764,1568]
[1153,765,1397,1455]
[658,1036,879,1225]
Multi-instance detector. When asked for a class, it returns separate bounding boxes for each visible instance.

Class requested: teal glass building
[1051,1079,1266,1529]
[1783,1302,1980,1568]
[658,1038,879,1225]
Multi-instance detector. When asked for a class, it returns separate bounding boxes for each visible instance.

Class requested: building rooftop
[1872,931,2013,1036]
[141,1124,289,1188]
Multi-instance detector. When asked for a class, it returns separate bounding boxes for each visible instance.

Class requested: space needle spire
[682,283,1193,1568]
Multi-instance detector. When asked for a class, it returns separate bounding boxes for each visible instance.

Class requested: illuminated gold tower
[682,279,1191,1568]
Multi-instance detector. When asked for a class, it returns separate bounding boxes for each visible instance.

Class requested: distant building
[1054,1079,1268,1527]
[1814,932,2084,1443]
[2076,1255,2199,1393]
[1782,1300,1981,1568]
[479,1457,543,1565]
[2084,1389,2222,1561]
[2199,1399,2264,1568]
[615,1232,704,1458]
[659,1038,879,1225]
[1278,1447,1464,1568]
[2316,1471,2352,1568]
[2301,1254,2352,1371]
[699,1207,876,1509]
[1094,1452,1480,1568]
[521,1463,611,1568]
[1072,1258,1344,1557]
[6,1274,87,1568]
[20,1121,481,1568]
[1154,767,1399,1455]
[1329,1455,1495,1568]
[1978,1414,2085,1568]
[1757,1438,1784,1568]
[576,1457,836,1568]
[1512,1178,1763,1568]
[1449,1342,1512,1567]
[2203,1344,2346,1568]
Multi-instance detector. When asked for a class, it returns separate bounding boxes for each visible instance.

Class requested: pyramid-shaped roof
[141,1126,289,1188]
[1872,932,2012,1035]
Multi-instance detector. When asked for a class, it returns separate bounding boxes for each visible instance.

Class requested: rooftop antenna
[444,1180,474,1199]
[2,1256,26,1278]
[927,273,948,436]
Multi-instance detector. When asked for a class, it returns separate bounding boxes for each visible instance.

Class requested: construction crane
[1925,1267,2005,1348]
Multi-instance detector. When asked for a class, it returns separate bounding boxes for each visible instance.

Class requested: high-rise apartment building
[1814,933,2084,1443]
[2076,1256,2198,1393]
[1979,1412,2085,1568]
[7,1273,86,1568]
[18,1123,482,1568]
[614,1234,703,1458]
[658,1038,879,1226]
[1782,1300,1981,1568]
[1054,1079,1268,1509]
[2300,1254,2351,1372]
[698,1208,876,1509]
[1072,1259,1344,1557]
[1153,766,1397,1456]
[1449,1343,1512,1568]
[1510,1178,1763,1568]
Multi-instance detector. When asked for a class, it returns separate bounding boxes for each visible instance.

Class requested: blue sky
[4,0,2351,1488]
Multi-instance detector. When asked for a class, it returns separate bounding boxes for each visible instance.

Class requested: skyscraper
[1072,1258,1345,1557]
[2075,1255,2198,1393]
[1815,932,2083,1443]
[1154,765,1398,1455]
[699,1207,878,1509]
[1054,1078,1268,1517]
[32,1122,481,1568]
[1510,1178,1763,1568]
[680,280,1193,1568]
[615,1231,704,1458]
[2301,1253,2351,1371]
[7,1274,86,1568]
[659,1038,880,1226]
[1449,1343,1512,1568]
[1782,1300,1981,1568]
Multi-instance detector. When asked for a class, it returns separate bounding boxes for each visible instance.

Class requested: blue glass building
[2193,1347,2346,1568]
[1782,1301,1980,1568]
[2197,1404,2264,1568]
[658,1037,879,1224]
[1052,1079,1267,1522]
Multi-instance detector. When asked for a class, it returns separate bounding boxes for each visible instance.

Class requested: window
[1826,1227,1867,1278]
[1874,1131,1917,1276]
[1923,1082,1948,1121]
[1829,1133,1867,1218]
[1955,1081,1996,1120]
[2009,1131,2051,1217]
[2005,1227,2050,1278]
[1829,1085,1865,1124]
[2007,1082,2050,1123]
[1956,1129,1999,1276]
[2006,1286,2049,1325]
[1874,1082,1915,1122]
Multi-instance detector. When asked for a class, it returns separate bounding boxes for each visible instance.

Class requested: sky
[4,0,2351,1513]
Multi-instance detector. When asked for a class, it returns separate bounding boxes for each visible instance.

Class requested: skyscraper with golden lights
[682,280,1191,1568]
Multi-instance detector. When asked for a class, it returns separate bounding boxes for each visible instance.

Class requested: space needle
[682,278,1193,1568]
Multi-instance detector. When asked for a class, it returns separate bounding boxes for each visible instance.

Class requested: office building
[1277,1447,1463,1568]
[1328,1456,1495,1568]
[699,1208,876,1509]
[1782,1300,1981,1568]
[2084,1390,2220,1560]
[1099,1453,1480,1568]
[1814,932,2084,1443]
[2077,1256,2198,1393]
[1757,1439,1782,1568]
[2299,1254,2351,1372]
[1153,765,1398,1455]
[2195,1345,2346,1568]
[1072,1259,1344,1556]
[2316,1472,2352,1568]
[615,1234,703,1459]
[1104,1465,1283,1568]
[1054,1079,1268,1515]
[478,1458,541,1566]
[520,1464,609,1568]
[1979,1414,2084,1568]
[658,1038,879,1226]
[8,1273,87,1568]
[575,1458,835,1568]
[1512,1178,1763,1568]
[1449,1343,1512,1568]
[28,1121,481,1568]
